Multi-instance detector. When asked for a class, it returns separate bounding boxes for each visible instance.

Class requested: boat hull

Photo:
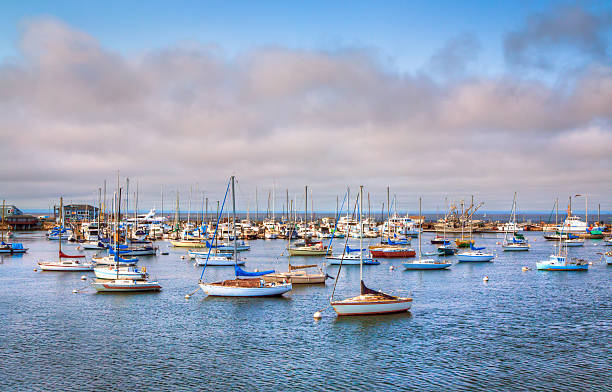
[402,262,451,270]
[170,240,205,248]
[536,263,588,271]
[287,248,329,256]
[502,245,530,251]
[93,267,147,280]
[370,249,416,258]
[263,272,326,284]
[331,298,412,316]
[457,254,495,262]
[92,279,161,292]
[38,262,93,271]
[199,281,292,297]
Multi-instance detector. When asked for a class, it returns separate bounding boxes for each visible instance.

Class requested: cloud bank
[0,12,611,211]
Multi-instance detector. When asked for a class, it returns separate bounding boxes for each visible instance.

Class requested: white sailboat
[92,186,161,292]
[502,192,529,251]
[38,197,93,271]
[403,198,452,270]
[331,186,412,316]
[198,176,292,297]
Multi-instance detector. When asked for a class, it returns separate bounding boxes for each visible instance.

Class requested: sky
[0,1,611,213]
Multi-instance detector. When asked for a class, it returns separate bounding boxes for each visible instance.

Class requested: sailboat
[198,176,292,297]
[437,199,458,256]
[92,187,161,292]
[287,186,330,256]
[403,198,452,270]
[38,197,93,271]
[331,186,412,316]
[0,200,28,254]
[502,192,529,251]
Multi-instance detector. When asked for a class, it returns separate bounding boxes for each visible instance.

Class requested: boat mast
[1,199,5,243]
[59,196,63,256]
[116,188,122,278]
[231,176,237,266]
[387,186,390,240]
[359,185,364,285]
[304,185,308,226]
[97,188,101,241]
[418,197,422,260]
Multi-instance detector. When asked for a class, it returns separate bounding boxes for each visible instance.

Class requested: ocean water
[0,232,610,391]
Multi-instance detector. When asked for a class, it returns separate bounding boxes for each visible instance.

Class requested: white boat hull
[93,267,147,280]
[92,279,161,292]
[194,257,245,266]
[38,262,93,271]
[331,298,412,315]
[199,282,292,297]
[457,253,495,262]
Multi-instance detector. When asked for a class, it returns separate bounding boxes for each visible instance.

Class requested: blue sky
[0,0,564,73]
[0,1,611,211]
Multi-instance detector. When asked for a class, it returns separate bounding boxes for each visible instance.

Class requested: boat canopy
[11,243,24,250]
[234,265,274,277]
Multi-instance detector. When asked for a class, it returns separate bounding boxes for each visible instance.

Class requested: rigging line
[325,191,348,254]
[330,192,360,303]
[199,178,231,281]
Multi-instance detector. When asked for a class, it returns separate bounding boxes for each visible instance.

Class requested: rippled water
[1,232,610,391]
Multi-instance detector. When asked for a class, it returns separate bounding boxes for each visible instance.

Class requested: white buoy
[254,269,259,272]
[313,311,322,320]
[72,289,78,294]
[522,267,530,272]
[80,275,87,280]
[389,266,395,270]
[33,268,37,272]
[185,294,191,299]
[181,255,186,260]
[483,276,489,282]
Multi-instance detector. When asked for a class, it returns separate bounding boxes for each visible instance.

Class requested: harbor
[1,226,610,390]
[1,182,611,390]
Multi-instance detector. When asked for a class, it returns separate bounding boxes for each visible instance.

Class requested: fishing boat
[38,197,93,271]
[198,176,292,297]
[331,187,412,316]
[403,199,452,270]
[502,193,530,251]
[536,255,588,271]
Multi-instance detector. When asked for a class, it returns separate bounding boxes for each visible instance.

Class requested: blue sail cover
[234,265,274,277]
[206,240,219,248]
[470,244,486,251]
[113,254,138,263]
[346,246,366,253]
[388,239,409,245]
[11,243,24,250]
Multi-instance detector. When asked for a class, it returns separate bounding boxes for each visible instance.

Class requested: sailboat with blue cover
[198,176,292,297]
[0,200,28,254]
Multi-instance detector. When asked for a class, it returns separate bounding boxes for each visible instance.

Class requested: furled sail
[234,265,274,277]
